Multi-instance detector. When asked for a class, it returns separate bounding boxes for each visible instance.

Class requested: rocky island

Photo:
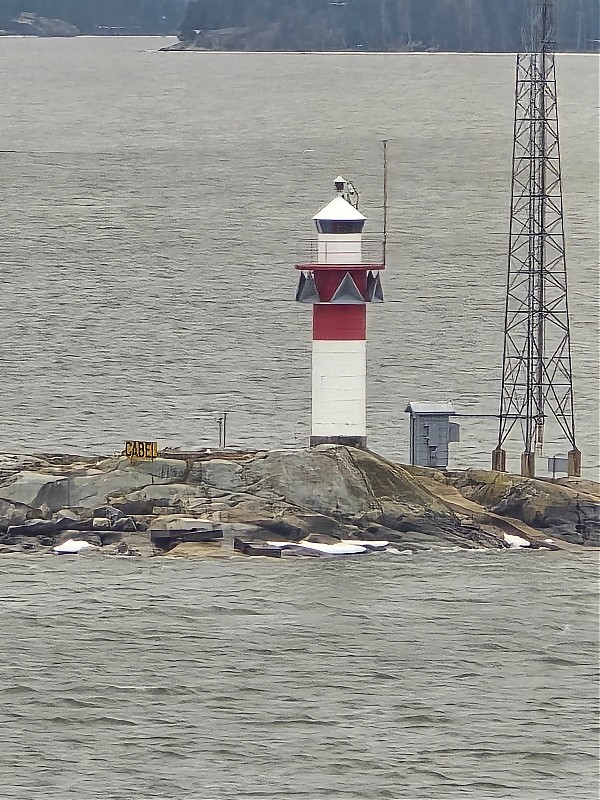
[0,2,186,37]
[0,12,79,37]
[0,446,597,559]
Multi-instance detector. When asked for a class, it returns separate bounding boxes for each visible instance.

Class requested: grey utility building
[405,402,460,469]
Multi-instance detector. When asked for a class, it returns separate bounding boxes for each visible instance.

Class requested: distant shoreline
[0,35,597,55]
[0,34,176,39]
[160,48,600,56]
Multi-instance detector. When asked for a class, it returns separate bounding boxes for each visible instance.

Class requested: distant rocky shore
[0,13,163,38]
[0,13,79,37]
[161,28,435,53]
[0,446,597,559]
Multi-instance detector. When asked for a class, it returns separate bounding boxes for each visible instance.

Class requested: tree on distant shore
[0,0,188,33]
[178,0,600,51]
[1,0,596,48]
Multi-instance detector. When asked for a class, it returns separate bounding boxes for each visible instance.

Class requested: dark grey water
[0,38,598,800]
[0,38,598,475]
[0,551,598,800]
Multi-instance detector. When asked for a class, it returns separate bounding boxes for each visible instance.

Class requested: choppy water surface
[0,39,598,474]
[0,39,598,800]
[0,551,598,800]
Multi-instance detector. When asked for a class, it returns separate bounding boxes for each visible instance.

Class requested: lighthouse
[295,177,384,447]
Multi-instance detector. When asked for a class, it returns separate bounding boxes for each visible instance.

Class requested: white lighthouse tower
[295,177,384,447]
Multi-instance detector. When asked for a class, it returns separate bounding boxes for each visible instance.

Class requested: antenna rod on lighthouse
[382,139,389,266]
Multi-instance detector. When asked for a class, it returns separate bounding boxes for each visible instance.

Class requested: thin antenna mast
[382,139,389,266]
[492,0,581,478]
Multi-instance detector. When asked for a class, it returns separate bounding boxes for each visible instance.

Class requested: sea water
[0,39,598,800]
[0,39,597,475]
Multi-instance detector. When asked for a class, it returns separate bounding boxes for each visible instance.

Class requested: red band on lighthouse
[313,305,366,340]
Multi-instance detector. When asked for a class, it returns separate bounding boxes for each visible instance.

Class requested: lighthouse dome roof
[313,196,366,222]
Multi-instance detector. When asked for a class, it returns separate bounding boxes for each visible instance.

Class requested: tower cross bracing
[494,0,580,478]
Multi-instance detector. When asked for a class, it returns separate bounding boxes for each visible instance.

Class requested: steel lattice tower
[492,0,581,479]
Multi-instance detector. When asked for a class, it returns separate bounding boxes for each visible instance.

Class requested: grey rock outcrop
[0,457,188,515]
[0,498,29,529]
[446,469,600,547]
[0,446,597,557]
[3,13,79,37]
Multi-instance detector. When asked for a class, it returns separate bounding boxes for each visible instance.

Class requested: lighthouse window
[316,220,365,234]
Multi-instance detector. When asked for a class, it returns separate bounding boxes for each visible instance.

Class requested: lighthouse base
[310,435,367,449]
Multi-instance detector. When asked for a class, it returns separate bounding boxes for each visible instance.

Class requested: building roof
[405,402,456,415]
[313,196,366,222]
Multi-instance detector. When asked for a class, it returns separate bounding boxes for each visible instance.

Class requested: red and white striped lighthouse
[295,177,384,447]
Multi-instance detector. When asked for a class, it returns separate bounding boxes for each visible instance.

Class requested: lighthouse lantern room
[295,177,384,448]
